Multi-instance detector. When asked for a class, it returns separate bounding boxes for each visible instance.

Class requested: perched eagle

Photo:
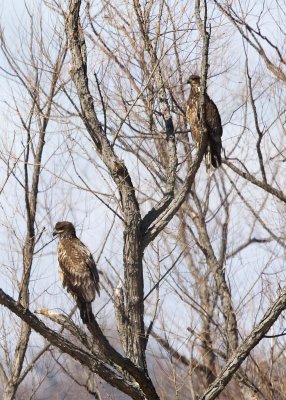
[53,221,100,324]
[186,75,222,169]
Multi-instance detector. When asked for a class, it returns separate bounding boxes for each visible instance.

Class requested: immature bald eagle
[53,221,100,324]
[186,75,222,169]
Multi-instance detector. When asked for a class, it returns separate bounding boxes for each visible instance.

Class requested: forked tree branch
[0,289,159,400]
[132,0,178,234]
[141,0,210,248]
[66,0,147,371]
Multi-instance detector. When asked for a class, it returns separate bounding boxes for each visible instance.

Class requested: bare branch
[199,286,286,400]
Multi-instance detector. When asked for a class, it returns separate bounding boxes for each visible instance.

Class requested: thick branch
[141,140,206,248]
[0,290,159,400]
[199,286,286,400]
[186,201,238,357]
[66,0,146,370]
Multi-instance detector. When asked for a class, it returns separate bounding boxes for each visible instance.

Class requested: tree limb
[199,286,286,400]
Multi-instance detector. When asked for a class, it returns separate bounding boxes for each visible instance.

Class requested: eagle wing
[205,95,222,140]
[186,97,201,144]
[57,237,100,302]
[205,95,222,167]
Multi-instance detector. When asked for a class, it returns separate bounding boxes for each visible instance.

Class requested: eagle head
[187,75,201,95]
[53,221,76,238]
[186,74,201,85]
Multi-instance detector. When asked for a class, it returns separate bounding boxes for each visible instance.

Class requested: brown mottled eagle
[53,221,100,324]
[186,75,222,168]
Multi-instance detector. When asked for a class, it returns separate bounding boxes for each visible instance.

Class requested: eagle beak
[52,230,58,237]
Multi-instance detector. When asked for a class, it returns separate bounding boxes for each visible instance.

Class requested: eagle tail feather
[78,300,93,324]
[207,138,222,169]
[95,282,100,297]
[205,145,212,170]
[204,124,222,169]
[210,149,221,168]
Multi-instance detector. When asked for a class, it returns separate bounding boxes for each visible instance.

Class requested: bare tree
[0,0,286,399]
[0,4,67,399]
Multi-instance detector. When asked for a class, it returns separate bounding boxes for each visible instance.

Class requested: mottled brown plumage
[186,75,222,169]
[53,221,100,324]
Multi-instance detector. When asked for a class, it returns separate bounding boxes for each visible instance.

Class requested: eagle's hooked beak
[52,229,58,237]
